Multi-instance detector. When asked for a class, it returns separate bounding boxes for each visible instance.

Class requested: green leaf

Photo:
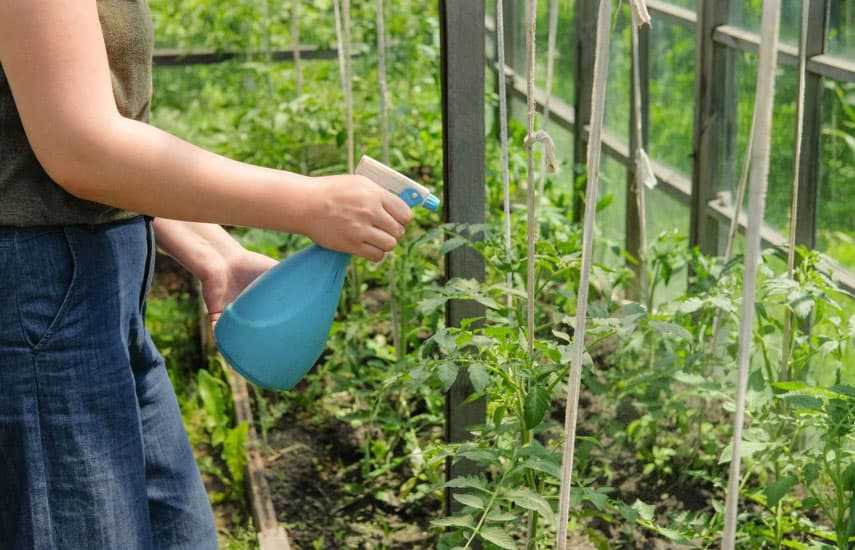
[523,385,550,430]
[441,236,468,255]
[631,499,655,521]
[649,321,691,341]
[674,371,706,386]
[507,488,553,522]
[765,475,796,508]
[479,526,517,550]
[718,440,768,464]
[582,487,609,511]
[223,422,249,484]
[445,476,489,493]
[431,514,475,530]
[842,463,855,491]
[468,363,491,393]
[830,385,855,399]
[452,493,484,510]
[521,457,561,479]
[433,328,458,354]
[781,394,822,410]
[484,509,517,522]
[676,297,704,314]
[437,362,460,391]
[197,369,228,445]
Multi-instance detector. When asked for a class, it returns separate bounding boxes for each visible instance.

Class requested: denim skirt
[0,217,217,549]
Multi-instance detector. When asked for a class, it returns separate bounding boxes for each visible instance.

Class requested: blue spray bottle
[214,156,440,390]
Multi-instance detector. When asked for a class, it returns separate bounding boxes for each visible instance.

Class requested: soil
[261,407,438,549]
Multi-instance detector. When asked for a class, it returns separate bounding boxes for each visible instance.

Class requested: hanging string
[722,1,781,548]
[535,0,560,204]
[524,0,558,357]
[630,12,652,303]
[292,0,303,97]
[708,109,756,353]
[333,0,354,173]
[376,0,390,164]
[374,0,402,358]
[524,0,539,357]
[782,0,811,379]
[496,0,514,309]
[556,1,612,547]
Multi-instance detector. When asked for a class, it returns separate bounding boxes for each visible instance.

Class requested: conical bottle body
[214,245,350,389]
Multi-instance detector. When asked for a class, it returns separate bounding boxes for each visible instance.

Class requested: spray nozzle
[355,155,441,212]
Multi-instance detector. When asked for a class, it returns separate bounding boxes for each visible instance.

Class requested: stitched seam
[33,229,80,353]
[31,353,56,548]
[12,235,37,350]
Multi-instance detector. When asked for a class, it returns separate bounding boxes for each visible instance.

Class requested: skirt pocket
[13,228,78,350]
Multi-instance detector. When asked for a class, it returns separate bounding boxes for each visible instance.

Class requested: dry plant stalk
[722,1,781,548]
[556,1,611,547]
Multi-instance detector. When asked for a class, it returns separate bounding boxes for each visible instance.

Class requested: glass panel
[605,8,631,137]
[827,0,855,59]
[728,0,802,45]
[663,0,696,9]
[817,82,855,273]
[729,52,798,237]
[535,0,576,107]
[648,20,696,175]
[645,187,689,302]
[594,156,628,267]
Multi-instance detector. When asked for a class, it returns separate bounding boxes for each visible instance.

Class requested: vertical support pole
[626,24,650,301]
[691,0,731,258]
[795,0,828,249]
[439,0,487,514]
[573,0,598,223]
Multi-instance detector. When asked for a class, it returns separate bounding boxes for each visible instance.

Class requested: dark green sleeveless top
[0,0,154,226]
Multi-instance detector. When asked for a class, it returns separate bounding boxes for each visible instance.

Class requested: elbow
[32,115,122,201]
[44,159,95,200]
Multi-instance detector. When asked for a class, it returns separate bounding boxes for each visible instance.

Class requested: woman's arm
[0,0,410,262]
[152,218,278,327]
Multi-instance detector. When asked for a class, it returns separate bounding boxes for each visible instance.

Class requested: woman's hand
[151,219,278,332]
[304,175,413,262]
[200,248,277,331]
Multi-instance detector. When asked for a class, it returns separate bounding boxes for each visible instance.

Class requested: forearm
[152,218,244,281]
[66,116,316,234]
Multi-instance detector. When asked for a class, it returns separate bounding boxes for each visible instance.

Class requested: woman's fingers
[374,208,406,241]
[381,193,413,227]
[362,226,397,253]
[356,243,387,263]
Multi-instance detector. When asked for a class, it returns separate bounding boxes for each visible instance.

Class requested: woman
[0,1,412,548]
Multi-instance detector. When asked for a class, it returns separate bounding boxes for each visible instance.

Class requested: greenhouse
[100,0,855,547]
